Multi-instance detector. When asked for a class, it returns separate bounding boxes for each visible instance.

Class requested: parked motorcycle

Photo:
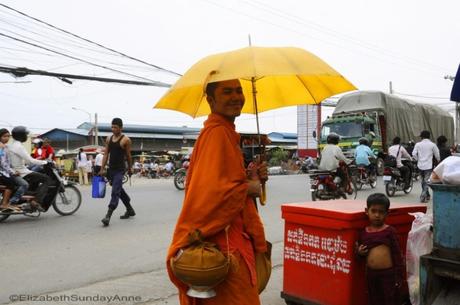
[309,161,357,201]
[173,168,186,190]
[0,162,82,222]
[383,159,413,197]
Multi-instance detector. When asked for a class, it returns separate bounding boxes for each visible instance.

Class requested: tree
[268,148,288,166]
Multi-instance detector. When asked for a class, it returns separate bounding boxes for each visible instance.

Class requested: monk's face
[207,79,245,121]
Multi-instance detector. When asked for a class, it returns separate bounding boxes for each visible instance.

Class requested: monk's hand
[257,161,268,182]
[247,179,262,197]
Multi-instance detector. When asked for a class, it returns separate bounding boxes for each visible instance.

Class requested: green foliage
[268,148,288,166]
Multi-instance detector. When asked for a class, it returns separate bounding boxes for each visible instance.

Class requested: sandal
[0,205,23,213]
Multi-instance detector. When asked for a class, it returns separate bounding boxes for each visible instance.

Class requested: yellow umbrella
[154,46,357,117]
[154,46,357,205]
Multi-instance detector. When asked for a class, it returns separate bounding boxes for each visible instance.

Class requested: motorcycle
[298,158,318,174]
[349,160,377,190]
[0,162,82,222]
[309,161,357,201]
[410,160,420,181]
[383,159,413,197]
[173,168,187,190]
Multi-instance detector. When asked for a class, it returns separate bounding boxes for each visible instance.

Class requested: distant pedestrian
[412,130,440,203]
[99,118,135,226]
[76,148,89,185]
[93,148,104,175]
[356,193,406,305]
[436,135,451,163]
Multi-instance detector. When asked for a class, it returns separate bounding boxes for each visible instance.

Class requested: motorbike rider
[7,126,50,211]
[388,136,412,186]
[319,133,352,193]
[354,137,376,179]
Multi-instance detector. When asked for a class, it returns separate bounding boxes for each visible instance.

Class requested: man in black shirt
[99,118,135,226]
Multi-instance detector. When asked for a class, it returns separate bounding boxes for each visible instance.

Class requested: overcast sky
[0,0,459,135]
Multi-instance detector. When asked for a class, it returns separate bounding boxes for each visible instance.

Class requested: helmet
[369,131,376,138]
[12,126,29,143]
[327,133,340,145]
[359,137,369,145]
[32,138,43,146]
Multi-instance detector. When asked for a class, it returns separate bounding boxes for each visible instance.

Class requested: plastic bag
[432,156,460,184]
[91,175,106,199]
[406,212,433,305]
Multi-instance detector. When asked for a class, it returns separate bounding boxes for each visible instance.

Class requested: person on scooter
[7,126,50,212]
[319,133,352,194]
[354,137,376,179]
[0,129,24,213]
[389,136,412,187]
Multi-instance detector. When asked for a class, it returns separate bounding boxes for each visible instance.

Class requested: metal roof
[77,122,201,135]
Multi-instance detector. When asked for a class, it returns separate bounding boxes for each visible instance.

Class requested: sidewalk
[6,242,285,305]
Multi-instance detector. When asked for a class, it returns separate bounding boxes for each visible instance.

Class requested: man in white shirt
[319,133,352,192]
[165,160,175,173]
[76,148,89,185]
[388,136,412,186]
[8,126,50,211]
[93,149,104,175]
[412,130,440,203]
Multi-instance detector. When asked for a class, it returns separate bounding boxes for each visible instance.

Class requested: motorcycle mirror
[312,131,317,139]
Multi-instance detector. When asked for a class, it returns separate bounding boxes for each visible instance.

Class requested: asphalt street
[0,174,427,305]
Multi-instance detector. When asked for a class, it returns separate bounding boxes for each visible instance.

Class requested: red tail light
[384,168,392,175]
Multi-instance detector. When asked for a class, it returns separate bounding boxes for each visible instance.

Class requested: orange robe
[166,113,267,305]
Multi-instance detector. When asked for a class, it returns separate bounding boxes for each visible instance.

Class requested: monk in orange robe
[166,79,268,305]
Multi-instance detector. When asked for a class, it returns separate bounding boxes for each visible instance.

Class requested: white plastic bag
[406,212,433,305]
[432,156,460,184]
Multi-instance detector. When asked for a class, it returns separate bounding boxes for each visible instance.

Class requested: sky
[0,0,459,135]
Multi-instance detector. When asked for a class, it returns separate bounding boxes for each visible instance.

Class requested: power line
[242,0,450,74]
[0,65,171,87]
[204,0,451,76]
[0,32,167,84]
[393,91,450,100]
[0,3,182,76]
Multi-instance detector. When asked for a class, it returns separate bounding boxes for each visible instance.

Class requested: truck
[319,90,454,175]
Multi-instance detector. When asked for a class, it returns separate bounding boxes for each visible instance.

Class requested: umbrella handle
[259,183,266,205]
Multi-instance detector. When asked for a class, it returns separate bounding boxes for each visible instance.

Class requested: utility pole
[389,81,393,94]
[94,113,99,146]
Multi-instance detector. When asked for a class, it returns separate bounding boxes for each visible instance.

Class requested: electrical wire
[203,0,452,76]
[0,32,165,83]
[242,0,450,73]
[0,3,182,76]
[393,92,450,100]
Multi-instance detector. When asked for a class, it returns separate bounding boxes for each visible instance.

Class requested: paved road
[0,175,427,304]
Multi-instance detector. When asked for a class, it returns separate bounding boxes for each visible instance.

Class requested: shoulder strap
[396,145,401,156]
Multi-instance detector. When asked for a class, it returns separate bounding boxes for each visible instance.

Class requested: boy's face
[365,204,388,227]
[1,133,10,144]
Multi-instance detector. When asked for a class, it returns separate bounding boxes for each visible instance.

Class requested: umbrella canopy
[154,46,357,117]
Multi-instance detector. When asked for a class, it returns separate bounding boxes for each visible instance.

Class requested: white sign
[284,227,352,275]
[297,105,318,150]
